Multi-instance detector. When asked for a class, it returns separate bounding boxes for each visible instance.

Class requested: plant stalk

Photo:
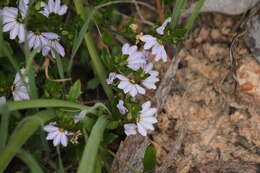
[73,0,113,100]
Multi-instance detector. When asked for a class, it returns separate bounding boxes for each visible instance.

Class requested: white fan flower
[124,123,137,136]
[117,74,145,97]
[42,32,65,58]
[19,0,30,18]
[40,0,68,17]
[136,101,157,136]
[1,7,26,42]
[43,122,70,147]
[122,43,137,55]
[122,43,146,71]
[74,110,87,123]
[117,100,128,115]
[27,31,48,51]
[12,68,30,101]
[127,51,147,71]
[140,35,167,62]
[142,74,159,90]
[0,96,6,105]
[106,72,117,85]
[156,17,171,35]
[142,63,159,76]
[141,63,159,90]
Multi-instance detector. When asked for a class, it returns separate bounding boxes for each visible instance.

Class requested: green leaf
[77,115,108,173]
[87,77,100,90]
[106,121,120,130]
[94,157,103,173]
[143,145,157,172]
[0,110,56,173]
[103,133,118,145]
[44,80,63,99]
[66,80,82,101]
[0,104,9,153]
[73,0,113,100]
[184,0,205,36]
[6,99,90,112]
[82,117,96,132]
[171,0,187,30]
[17,149,44,173]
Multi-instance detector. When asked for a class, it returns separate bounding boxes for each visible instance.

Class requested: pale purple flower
[156,17,171,35]
[141,63,159,90]
[140,35,167,62]
[124,123,137,136]
[0,96,6,105]
[122,43,146,71]
[27,31,48,51]
[12,68,30,101]
[106,72,117,85]
[117,74,145,97]
[127,51,147,71]
[136,101,157,136]
[41,32,65,58]
[142,75,159,90]
[19,0,30,18]
[1,7,26,42]
[74,110,87,123]
[122,43,137,55]
[43,122,70,147]
[117,100,128,115]
[40,0,68,17]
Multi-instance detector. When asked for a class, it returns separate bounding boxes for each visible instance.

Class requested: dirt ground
[152,13,260,172]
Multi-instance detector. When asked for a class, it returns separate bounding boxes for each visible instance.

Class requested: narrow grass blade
[6,99,90,112]
[77,115,108,173]
[73,0,113,100]
[184,0,205,35]
[17,149,44,173]
[171,0,187,30]
[71,6,97,58]
[0,105,9,153]
[0,109,56,173]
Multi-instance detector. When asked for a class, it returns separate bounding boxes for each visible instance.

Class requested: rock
[111,135,149,173]
[244,16,260,63]
[183,0,259,16]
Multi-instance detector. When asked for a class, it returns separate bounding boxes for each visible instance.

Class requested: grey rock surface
[244,16,260,63]
[183,0,259,16]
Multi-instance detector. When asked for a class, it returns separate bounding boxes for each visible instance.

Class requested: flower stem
[73,0,113,100]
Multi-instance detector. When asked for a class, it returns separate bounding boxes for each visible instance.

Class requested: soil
[152,13,260,172]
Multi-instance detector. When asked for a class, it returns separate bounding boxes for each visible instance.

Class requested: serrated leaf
[143,145,157,172]
[66,80,82,101]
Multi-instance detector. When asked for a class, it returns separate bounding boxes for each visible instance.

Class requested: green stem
[6,99,90,112]
[0,110,55,173]
[73,0,113,100]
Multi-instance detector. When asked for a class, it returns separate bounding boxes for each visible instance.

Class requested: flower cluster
[107,18,172,136]
[0,0,67,58]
